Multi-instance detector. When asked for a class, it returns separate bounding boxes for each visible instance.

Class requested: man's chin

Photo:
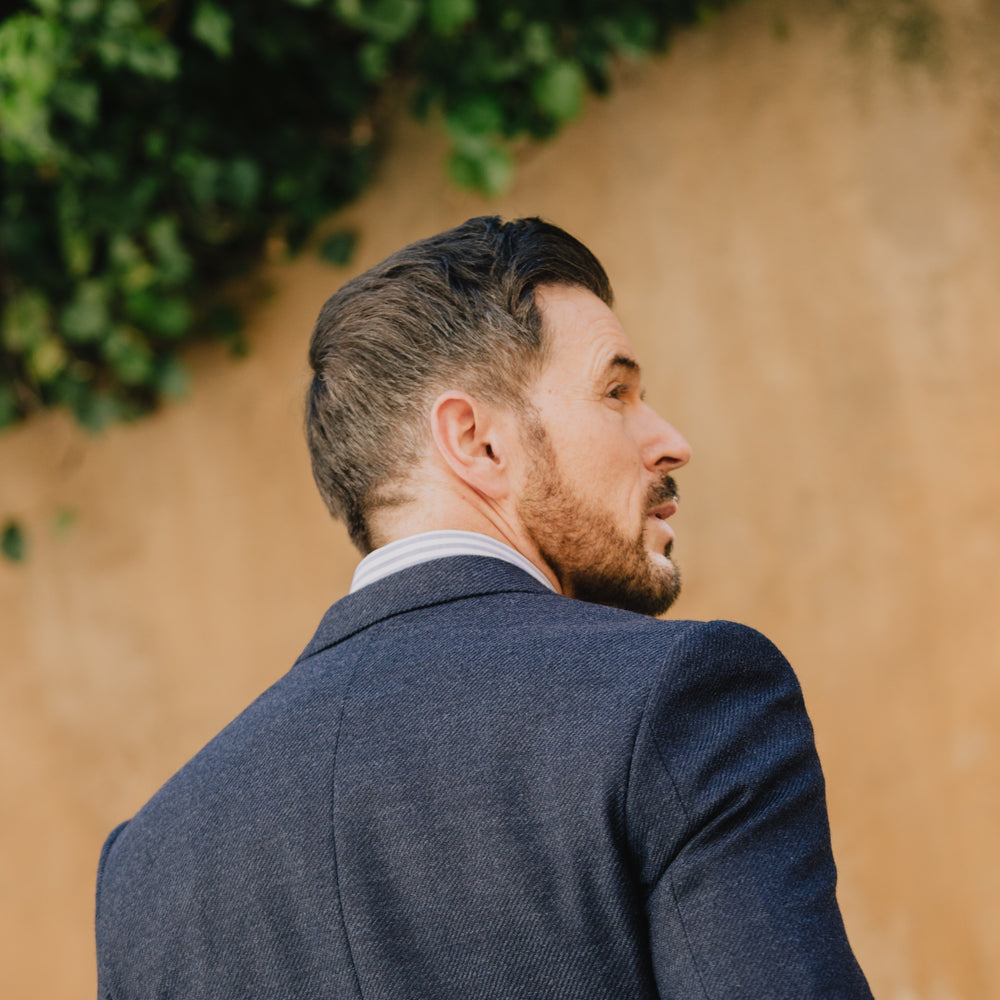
[645,545,681,581]
[621,582,680,617]
[646,548,674,569]
[567,561,681,618]
[640,553,682,615]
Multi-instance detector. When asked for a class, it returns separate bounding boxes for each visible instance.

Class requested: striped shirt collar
[349,530,557,594]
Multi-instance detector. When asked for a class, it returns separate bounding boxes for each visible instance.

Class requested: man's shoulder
[329,572,788,705]
[313,554,780,676]
[371,574,772,655]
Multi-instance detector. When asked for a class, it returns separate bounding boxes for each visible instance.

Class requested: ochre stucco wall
[2,3,998,997]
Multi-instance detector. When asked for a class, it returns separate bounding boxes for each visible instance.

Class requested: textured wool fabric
[96,557,873,999]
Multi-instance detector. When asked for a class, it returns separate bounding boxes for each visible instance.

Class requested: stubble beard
[517,418,682,617]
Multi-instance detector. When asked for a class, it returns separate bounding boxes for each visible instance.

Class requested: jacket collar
[296,555,555,662]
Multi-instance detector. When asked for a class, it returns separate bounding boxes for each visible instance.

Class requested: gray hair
[305,216,613,553]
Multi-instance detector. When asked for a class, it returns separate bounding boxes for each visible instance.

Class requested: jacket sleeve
[626,620,873,999]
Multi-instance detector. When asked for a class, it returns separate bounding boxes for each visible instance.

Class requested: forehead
[534,284,638,379]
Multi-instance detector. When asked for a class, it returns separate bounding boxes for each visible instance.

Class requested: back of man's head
[306,216,612,553]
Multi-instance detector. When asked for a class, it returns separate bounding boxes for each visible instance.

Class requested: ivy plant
[0,0,737,440]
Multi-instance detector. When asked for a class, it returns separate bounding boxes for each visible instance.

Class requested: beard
[516,417,682,617]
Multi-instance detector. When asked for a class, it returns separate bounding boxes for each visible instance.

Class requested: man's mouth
[645,501,676,553]
[647,476,680,512]
[646,477,680,552]
[648,500,678,522]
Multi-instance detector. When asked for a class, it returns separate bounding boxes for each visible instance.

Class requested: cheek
[603,462,647,523]
[543,410,644,490]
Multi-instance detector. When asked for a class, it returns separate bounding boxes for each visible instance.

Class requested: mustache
[647,476,680,509]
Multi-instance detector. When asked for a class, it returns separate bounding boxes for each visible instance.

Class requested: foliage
[1,519,27,561]
[0,0,738,439]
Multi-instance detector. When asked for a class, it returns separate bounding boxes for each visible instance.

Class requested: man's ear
[430,391,511,499]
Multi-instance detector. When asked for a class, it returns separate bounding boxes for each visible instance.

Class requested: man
[96,216,873,998]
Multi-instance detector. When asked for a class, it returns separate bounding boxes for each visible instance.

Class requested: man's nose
[641,405,691,472]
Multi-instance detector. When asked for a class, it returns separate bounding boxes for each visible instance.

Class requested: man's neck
[350,529,558,594]
[372,499,561,594]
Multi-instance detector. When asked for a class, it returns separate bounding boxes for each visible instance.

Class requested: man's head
[306,216,611,552]
[307,216,690,614]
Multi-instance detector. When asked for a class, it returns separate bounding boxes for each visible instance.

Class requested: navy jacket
[96,556,873,998]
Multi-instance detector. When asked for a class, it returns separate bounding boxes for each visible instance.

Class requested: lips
[648,500,678,521]
[646,476,680,515]
[645,477,680,551]
[645,489,679,557]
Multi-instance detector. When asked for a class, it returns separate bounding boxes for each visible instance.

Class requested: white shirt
[349,530,556,594]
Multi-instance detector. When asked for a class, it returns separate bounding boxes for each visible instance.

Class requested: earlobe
[430,392,507,497]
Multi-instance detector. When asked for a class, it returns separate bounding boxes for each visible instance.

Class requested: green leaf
[428,0,477,36]
[57,185,94,277]
[154,356,190,399]
[191,1,234,59]
[604,11,658,56]
[64,0,100,21]
[175,151,220,207]
[0,384,20,429]
[51,78,100,124]
[444,95,513,194]
[61,227,94,278]
[60,280,110,342]
[104,0,141,29]
[499,9,523,31]
[73,390,121,432]
[358,41,389,82]
[109,234,156,292]
[94,35,124,68]
[319,229,357,266]
[126,291,192,338]
[146,217,192,285]
[474,146,513,195]
[0,14,62,93]
[121,31,180,80]
[445,94,505,148]
[222,157,261,209]
[0,91,55,162]
[448,143,512,196]
[52,508,77,535]
[0,14,66,161]
[28,337,69,383]
[532,59,586,122]
[3,289,52,352]
[101,326,154,384]
[448,149,479,190]
[521,22,555,64]
[0,98,59,161]
[1,521,27,563]
[335,0,421,43]
[144,129,167,159]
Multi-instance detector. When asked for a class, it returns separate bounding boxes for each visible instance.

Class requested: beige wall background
[2,2,998,996]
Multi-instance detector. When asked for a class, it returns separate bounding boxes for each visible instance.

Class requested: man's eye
[607,385,627,401]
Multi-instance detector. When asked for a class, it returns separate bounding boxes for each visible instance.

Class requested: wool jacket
[96,556,873,999]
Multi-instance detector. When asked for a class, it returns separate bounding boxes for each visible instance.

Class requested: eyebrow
[602,354,647,399]
[604,354,640,377]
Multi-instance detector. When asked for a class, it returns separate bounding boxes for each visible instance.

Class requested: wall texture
[1,2,997,997]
